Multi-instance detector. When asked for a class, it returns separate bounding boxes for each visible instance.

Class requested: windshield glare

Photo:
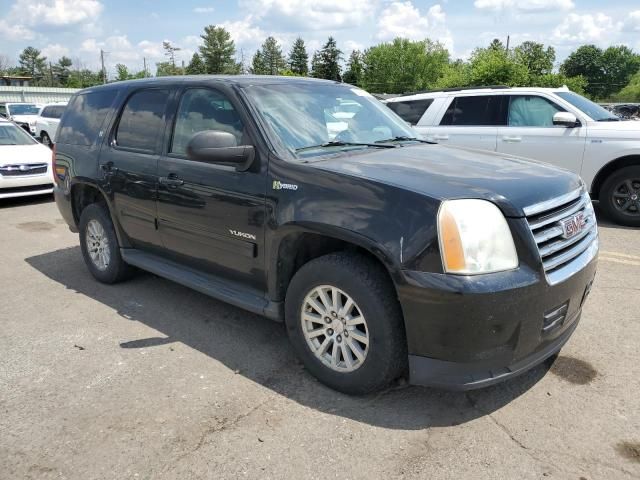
[555,91,619,122]
[244,83,416,158]
[8,104,40,115]
[0,124,38,145]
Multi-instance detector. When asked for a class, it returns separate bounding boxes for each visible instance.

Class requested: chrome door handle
[502,136,522,143]
[433,134,449,141]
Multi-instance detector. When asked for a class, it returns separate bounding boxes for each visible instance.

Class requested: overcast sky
[1,0,639,78]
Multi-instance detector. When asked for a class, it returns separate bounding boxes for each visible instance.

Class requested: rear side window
[40,106,52,117]
[440,95,505,126]
[44,105,65,119]
[115,89,169,152]
[386,99,434,125]
[57,91,117,145]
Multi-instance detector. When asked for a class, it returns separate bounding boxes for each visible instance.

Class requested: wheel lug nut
[336,335,342,343]
[331,311,337,317]
[327,328,334,336]
[325,317,331,323]
[344,331,349,337]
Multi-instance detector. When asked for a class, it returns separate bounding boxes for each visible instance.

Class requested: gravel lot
[1,195,639,480]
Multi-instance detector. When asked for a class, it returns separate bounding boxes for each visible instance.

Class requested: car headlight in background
[438,199,518,274]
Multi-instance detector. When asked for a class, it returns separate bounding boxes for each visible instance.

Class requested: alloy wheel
[86,219,111,271]
[611,178,640,217]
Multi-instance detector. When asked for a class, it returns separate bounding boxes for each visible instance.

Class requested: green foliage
[467,46,529,86]
[19,46,47,81]
[65,69,104,88]
[616,72,640,101]
[514,41,555,76]
[156,61,184,76]
[252,37,286,75]
[199,25,240,74]
[185,53,206,75]
[528,73,587,94]
[289,37,308,76]
[343,50,364,86]
[54,56,73,85]
[311,36,342,81]
[361,38,449,93]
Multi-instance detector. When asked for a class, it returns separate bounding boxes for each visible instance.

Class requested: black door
[101,88,170,249]
[156,86,267,290]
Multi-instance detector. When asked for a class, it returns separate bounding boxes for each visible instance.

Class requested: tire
[599,166,640,227]
[79,203,133,283]
[41,132,52,148]
[285,252,407,395]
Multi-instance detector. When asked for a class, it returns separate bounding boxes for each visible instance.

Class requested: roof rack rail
[399,85,511,97]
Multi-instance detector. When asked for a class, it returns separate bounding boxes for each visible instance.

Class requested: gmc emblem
[560,212,585,239]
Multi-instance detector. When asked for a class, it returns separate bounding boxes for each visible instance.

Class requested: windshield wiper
[375,136,435,144]
[295,140,397,153]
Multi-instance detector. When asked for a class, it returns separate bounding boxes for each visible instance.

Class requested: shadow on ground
[0,193,54,210]
[26,246,554,430]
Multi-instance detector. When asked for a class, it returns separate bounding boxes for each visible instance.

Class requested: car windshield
[8,104,40,115]
[243,83,417,159]
[0,124,38,145]
[555,91,620,122]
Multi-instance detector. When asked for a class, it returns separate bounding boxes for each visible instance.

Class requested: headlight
[438,199,518,274]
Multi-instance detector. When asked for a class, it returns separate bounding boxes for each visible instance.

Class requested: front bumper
[0,168,54,199]
[398,246,597,390]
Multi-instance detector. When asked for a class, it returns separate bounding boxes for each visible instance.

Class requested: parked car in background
[35,102,67,147]
[0,118,54,199]
[0,102,41,135]
[385,86,640,226]
[601,103,640,121]
[53,76,597,394]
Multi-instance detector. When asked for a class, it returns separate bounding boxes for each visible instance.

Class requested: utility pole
[49,61,54,87]
[143,57,147,77]
[100,49,107,84]
[505,35,510,53]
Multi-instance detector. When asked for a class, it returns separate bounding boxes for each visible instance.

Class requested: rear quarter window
[386,99,434,125]
[57,90,117,145]
[440,95,505,126]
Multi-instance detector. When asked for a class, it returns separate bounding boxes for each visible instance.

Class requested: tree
[343,50,364,86]
[250,50,266,74]
[260,36,286,75]
[185,53,206,75]
[560,45,605,98]
[311,36,342,81]
[489,38,505,52]
[600,46,640,99]
[514,41,555,77]
[361,38,449,93]
[616,71,640,101]
[163,41,182,69]
[54,56,73,86]
[156,61,183,76]
[199,25,240,74]
[467,45,529,87]
[115,63,131,81]
[19,46,47,80]
[289,37,308,76]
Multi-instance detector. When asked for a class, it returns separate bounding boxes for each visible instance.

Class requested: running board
[121,249,283,321]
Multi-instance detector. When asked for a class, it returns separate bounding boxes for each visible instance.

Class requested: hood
[310,144,582,217]
[0,144,52,165]
[10,114,38,124]
[587,119,640,132]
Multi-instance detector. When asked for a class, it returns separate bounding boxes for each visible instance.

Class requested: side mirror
[186,130,255,172]
[553,112,579,128]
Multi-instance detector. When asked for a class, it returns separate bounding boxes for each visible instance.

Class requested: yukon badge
[272,180,298,191]
[229,230,257,241]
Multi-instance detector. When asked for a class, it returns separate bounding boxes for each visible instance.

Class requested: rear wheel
[285,252,407,395]
[79,203,133,283]
[599,166,640,227]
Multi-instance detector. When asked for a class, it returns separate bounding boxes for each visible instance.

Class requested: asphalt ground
[1,195,639,480]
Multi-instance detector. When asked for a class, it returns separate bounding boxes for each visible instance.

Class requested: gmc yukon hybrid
[54,76,598,394]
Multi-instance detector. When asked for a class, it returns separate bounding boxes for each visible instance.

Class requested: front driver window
[171,88,244,156]
[508,95,565,127]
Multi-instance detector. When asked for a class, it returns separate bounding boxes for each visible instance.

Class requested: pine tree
[343,50,363,86]
[199,25,240,74]
[260,36,286,75]
[185,53,206,74]
[313,37,342,81]
[53,56,72,86]
[19,46,47,81]
[251,50,266,74]
[289,37,308,76]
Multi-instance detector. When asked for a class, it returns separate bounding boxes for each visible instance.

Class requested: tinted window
[43,105,65,119]
[0,105,6,116]
[387,99,434,125]
[57,90,117,146]
[171,88,244,156]
[116,89,169,152]
[440,95,505,126]
[40,106,52,117]
[508,95,565,127]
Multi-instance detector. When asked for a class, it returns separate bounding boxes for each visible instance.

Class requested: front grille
[525,188,598,285]
[0,163,48,176]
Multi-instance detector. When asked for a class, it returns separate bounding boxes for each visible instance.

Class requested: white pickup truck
[385,86,640,226]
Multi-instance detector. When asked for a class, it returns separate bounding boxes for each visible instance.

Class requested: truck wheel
[41,132,52,148]
[79,203,133,283]
[599,166,640,227]
[285,252,407,394]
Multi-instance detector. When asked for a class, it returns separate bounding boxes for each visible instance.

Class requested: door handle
[432,134,449,141]
[502,136,522,143]
[99,161,118,174]
[159,174,184,187]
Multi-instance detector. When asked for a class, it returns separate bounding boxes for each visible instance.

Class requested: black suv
[54,76,598,394]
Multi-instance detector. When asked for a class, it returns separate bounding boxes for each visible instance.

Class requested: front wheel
[285,253,407,395]
[599,166,640,227]
[40,132,52,148]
